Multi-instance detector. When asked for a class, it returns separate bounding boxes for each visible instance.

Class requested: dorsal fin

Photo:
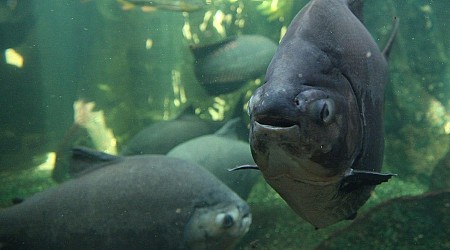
[189,36,237,60]
[382,16,400,59]
[214,117,241,138]
[70,146,121,177]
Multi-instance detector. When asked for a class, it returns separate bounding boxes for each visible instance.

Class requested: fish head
[183,197,251,249]
[248,43,363,181]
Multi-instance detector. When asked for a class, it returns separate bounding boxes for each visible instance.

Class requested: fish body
[0,148,251,249]
[246,0,396,228]
[191,35,278,95]
[168,119,259,199]
[121,115,221,155]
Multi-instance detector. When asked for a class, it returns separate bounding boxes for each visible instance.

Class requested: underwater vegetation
[252,0,294,21]
[0,0,449,249]
[317,189,450,249]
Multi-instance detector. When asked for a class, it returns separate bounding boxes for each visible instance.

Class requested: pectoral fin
[228,165,260,171]
[339,169,397,192]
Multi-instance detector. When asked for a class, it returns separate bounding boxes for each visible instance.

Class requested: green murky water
[1,0,449,249]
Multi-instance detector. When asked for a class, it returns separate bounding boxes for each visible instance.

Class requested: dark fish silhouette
[234,0,398,228]
[0,147,251,249]
[191,35,278,95]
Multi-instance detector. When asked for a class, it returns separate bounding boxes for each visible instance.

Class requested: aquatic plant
[252,0,293,21]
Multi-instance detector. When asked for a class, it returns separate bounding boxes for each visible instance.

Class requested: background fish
[168,118,259,199]
[190,35,278,95]
[121,114,222,155]
[118,0,205,12]
[0,147,251,249]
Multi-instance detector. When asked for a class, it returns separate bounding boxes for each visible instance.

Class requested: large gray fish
[0,147,251,249]
[234,0,398,228]
[191,35,278,95]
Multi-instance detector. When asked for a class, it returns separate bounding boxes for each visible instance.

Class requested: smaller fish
[121,112,223,156]
[168,118,260,199]
[190,35,278,95]
[117,0,205,12]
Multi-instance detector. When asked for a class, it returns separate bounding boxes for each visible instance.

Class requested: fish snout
[248,85,300,128]
[238,203,252,234]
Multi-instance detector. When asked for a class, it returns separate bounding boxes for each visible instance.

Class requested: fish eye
[320,103,330,122]
[309,99,334,124]
[222,214,235,228]
[319,99,334,124]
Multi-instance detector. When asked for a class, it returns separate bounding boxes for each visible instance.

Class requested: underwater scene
[0,0,449,249]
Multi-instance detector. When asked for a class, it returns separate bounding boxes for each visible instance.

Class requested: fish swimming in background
[0,147,252,249]
[121,114,222,155]
[190,35,278,95]
[80,0,205,12]
[233,0,398,228]
[168,118,260,199]
[117,0,205,12]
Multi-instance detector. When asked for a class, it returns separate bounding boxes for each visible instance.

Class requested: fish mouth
[251,118,302,144]
[254,115,298,128]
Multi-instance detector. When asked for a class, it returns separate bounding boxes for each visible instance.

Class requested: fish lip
[251,121,301,143]
[253,115,298,128]
[254,121,299,131]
